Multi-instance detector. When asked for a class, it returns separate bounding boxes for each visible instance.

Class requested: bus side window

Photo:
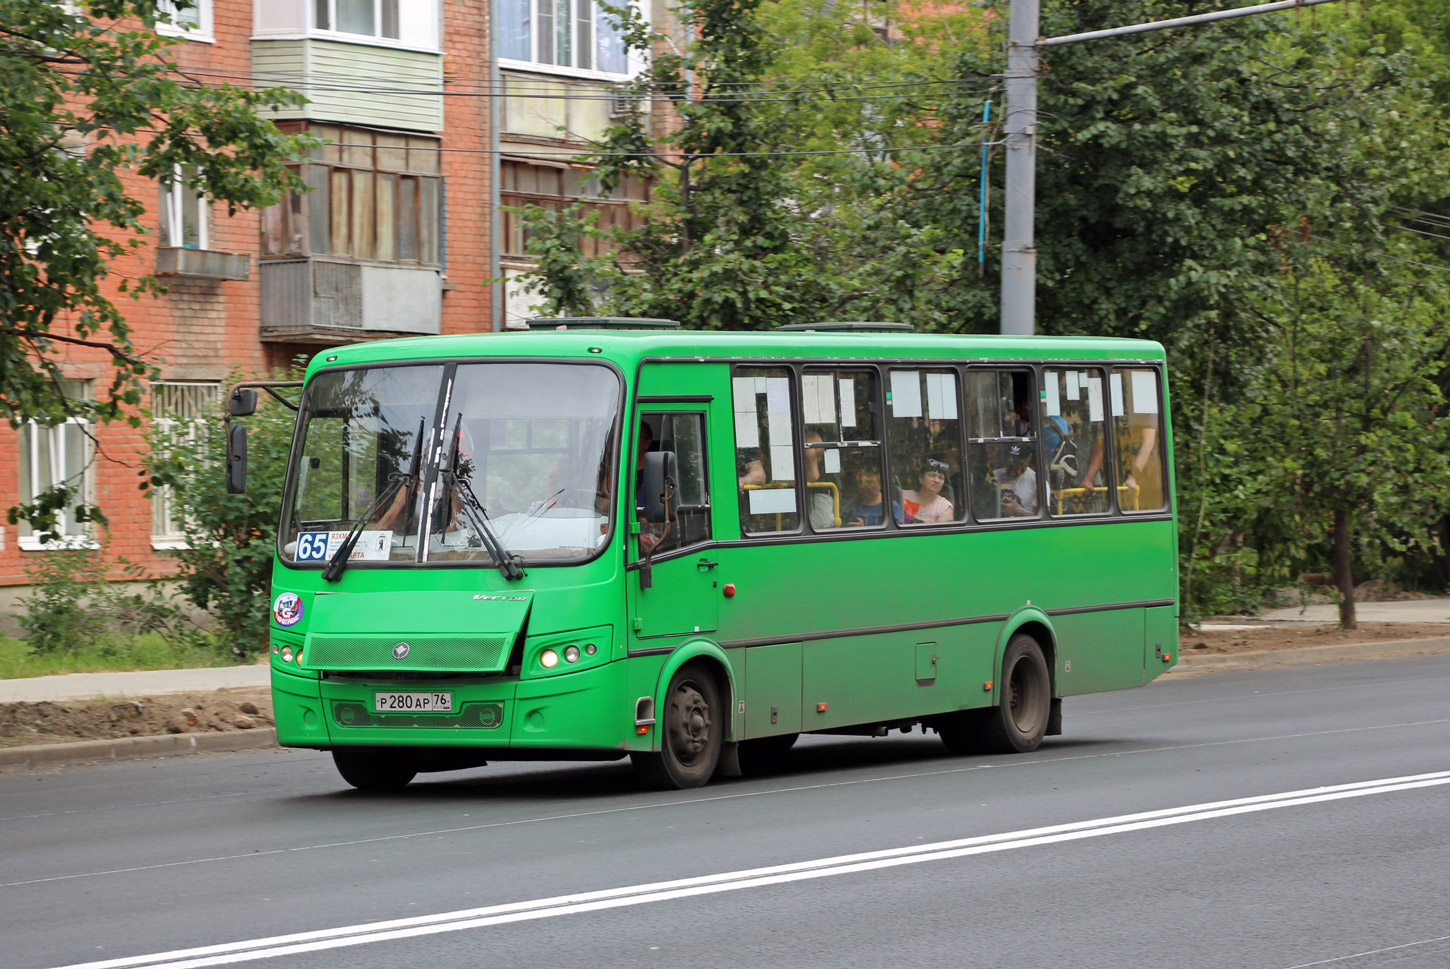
[732,367,801,534]
[648,412,711,552]
[1111,368,1167,512]
[885,369,964,525]
[802,369,882,531]
[966,369,1041,521]
[1043,368,1109,516]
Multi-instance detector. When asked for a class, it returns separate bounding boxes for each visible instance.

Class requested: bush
[146,367,300,657]
[18,547,187,655]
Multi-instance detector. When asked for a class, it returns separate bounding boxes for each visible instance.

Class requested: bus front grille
[304,634,510,672]
[331,701,505,730]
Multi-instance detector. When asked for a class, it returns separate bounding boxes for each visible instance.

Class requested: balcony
[260,259,442,343]
[156,247,251,281]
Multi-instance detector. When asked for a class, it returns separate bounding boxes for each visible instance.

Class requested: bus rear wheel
[981,633,1052,753]
[332,750,417,792]
[631,666,722,790]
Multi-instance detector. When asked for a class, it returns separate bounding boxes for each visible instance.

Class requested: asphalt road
[3,655,1448,969]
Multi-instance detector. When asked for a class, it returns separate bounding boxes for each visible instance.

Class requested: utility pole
[999,0,1346,335]
[999,0,1039,337]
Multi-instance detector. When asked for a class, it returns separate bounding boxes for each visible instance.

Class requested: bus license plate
[374,692,453,713]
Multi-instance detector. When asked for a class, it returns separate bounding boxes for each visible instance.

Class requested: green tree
[146,372,298,655]
[1,0,312,535]
[517,0,840,329]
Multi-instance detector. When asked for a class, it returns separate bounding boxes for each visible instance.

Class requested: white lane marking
[46,771,1450,969]
[1277,933,1450,968]
[5,716,1448,890]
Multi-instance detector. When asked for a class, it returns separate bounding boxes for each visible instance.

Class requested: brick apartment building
[0,0,656,618]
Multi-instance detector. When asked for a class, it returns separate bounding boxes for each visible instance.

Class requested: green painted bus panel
[626,653,669,751]
[300,590,531,672]
[1144,605,1179,680]
[743,643,803,738]
[511,660,630,749]
[307,661,630,750]
[915,642,939,682]
[630,553,721,639]
[636,361,725,398]
[272,669,325,747]
[1052,609,1145,695]
[803,630,950,729]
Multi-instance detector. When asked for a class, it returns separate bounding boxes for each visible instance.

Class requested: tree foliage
[519,0,1450,618]
[0,0,312,534]
[146,371,299,656]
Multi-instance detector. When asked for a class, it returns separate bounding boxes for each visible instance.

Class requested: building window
[160,167,208,250]
[500,0,630,75]
[156,0,214,41]
[150,382,220,548]
[500,159,649,260]
[315,0,398,38]
[18,380,94,549]
[262,124,441,266]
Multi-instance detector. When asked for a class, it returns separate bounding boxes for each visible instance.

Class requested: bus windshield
[281,362,621,568]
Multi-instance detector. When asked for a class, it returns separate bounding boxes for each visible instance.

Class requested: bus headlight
[280,646,294,663]
[564,645,581,664]
[540,649,559,669]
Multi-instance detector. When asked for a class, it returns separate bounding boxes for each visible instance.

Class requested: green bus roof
[305,327,1166,380]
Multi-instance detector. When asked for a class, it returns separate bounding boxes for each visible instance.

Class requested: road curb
[1171,636,1450,672]
[0,728,279,770]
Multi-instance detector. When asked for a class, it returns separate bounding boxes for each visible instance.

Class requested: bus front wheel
[631,666,722,790]
[332,750,417,792]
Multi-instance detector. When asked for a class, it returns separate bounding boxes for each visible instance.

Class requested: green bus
[236,319,1178,791]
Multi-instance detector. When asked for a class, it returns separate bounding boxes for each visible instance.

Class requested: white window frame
[18,381,96,551]
[150,382,221,549]
[498,0,646,80]
[156,0,216,42]
[161,166,210,250]
[301,0,441,52]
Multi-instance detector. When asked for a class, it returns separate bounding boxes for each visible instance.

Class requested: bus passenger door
[630,408,721,640]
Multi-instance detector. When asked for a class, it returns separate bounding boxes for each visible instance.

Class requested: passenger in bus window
[844,466,899,527]
[994,444,1039,517]
[899,458,955,524]
[803,428,837,528]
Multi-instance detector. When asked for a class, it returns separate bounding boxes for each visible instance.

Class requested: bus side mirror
[641,450,676,524]
[229,388,258,418]
[225,423,249,494]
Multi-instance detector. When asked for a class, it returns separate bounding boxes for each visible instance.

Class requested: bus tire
[736,733,799,776]
[332,750,417,792]
[631,665,722,789]
[981,633,1053,754]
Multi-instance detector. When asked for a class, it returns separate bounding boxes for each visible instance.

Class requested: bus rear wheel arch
[938,632,1053,755]
[631,662,724,789]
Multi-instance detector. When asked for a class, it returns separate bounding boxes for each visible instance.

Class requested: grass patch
[0,632,242,680]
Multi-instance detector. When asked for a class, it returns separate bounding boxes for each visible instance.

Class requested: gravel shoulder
[0,688,274,748]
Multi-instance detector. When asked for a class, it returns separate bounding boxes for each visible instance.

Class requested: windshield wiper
[321,418,424,582]
[440,412,525,581]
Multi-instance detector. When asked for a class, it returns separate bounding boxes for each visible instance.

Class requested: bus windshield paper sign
[295,530,393,562]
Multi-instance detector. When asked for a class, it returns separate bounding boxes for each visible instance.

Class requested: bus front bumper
[272,661,636,755]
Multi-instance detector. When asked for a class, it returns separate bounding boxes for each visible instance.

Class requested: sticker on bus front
[273,592,303,627]
[294,530,393,563]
